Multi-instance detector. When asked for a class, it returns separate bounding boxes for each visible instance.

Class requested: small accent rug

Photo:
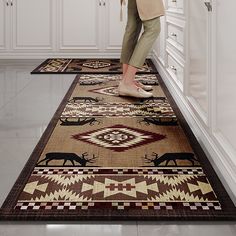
[0,73,235,221]
[31,58,157,74]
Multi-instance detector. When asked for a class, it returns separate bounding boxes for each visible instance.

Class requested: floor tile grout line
[136,221,139,236]
[0,79,32,112]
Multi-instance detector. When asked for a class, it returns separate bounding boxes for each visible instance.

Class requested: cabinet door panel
[104,0,127,51]
[0,70,6,107]
[188,0,209,119]
[153,7,166,66]
[12,0,54,50]
[59,0,99,50]
[216,0,236,150]
[0,0,7,50]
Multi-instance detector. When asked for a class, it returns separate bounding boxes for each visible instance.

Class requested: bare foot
[134,81,143,87]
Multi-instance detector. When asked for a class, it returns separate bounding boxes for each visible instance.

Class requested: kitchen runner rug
[31,58,158,74]
[0,74,235,221]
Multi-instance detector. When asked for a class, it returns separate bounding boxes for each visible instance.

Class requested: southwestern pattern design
[2,73,236,221]
[31,58,158,74]
[61,95,178,126]
[88,86,119,96]
[15,201,222,211]
[143,152,200,167]
[36,152,98,167]
[61,101,176,118]
[60,117,101,127]
[78,74,160,86]
[72,124,166,152]
[15,167,221,211]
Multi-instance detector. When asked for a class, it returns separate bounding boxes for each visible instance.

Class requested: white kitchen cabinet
[0,0,127,57]
[166,48,184,86]
[187,0,209,123]
[152,12,166,67]
[0,0,55,53]
[12,0,55,50]
[58,0,127,53]
[214,0,236,151]
[0,0,9,51]
[149,0,186,90]
[103,0,127,51]
[153,0,236,198]
[0,0,5,50]
[165,0,186,91]
[0,69,7,108]
[162,0,209,124]
[166,16,185,55]
[167,0,184,14]
[58,0,100,51]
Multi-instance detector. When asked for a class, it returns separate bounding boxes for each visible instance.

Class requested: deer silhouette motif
[144,152,199,167]
[139,117,178,126]
[79,80,103,86]
[60,117,101,126]
[69,97,102,103]
[137,79,159,86]
[37,152,97,167]
[139,97,167,104]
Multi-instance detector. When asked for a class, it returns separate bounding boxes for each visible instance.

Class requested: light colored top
[120,0,165,21]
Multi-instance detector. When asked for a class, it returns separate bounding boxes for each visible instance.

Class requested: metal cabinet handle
[170,32,177,37]
[170,65,177,73]
[99,0,101,6]
[103,0,106,6]
[204,1,212,12]
[172,0,177,3]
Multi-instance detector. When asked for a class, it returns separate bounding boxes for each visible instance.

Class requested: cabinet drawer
[167,53,184,85]
[167,0,184,13]
[167,23,184,47]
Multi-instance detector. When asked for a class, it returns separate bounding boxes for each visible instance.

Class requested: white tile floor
[0,60,235,236]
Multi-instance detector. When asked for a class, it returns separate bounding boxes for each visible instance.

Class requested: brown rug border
[30,58,158,74]
[0,74,235,221]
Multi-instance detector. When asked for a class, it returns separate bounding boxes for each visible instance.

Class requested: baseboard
[0,52,153,60]
[151,52,236,205]
[0,52,122,60]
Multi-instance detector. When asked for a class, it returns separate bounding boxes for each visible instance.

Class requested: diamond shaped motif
[88,86,118,96]
[72,125,166,152]
[82,61,111,69]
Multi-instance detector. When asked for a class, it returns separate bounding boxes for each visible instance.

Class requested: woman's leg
[122,65,138,86]
[120,0,142,82]
[119,1,161,97]
[128,16,161,69]
[119,17,161,97]
[122,64,129,76]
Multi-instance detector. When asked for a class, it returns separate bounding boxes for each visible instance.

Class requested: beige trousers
[120,0,161,69]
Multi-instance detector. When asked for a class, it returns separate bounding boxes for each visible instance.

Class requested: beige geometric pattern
[81,178,159,198]
[187,181,214,195]
[145,175,196,187]
[32,189,91,202]
[82,61,111,69]
[148,189,211,202]
[18,173,219,204]
[42,175,94,187]
[23,181,48,195]
[72,125,166,152]
[61,102,175,118]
